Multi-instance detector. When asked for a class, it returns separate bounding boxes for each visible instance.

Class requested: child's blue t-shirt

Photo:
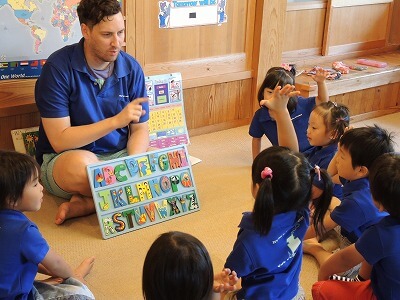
[0,210,49,299]
[306,143,343,199]
[331,177,388,243]
[355,216,400,299]
[224,209,309,300]
[249,96,316,153]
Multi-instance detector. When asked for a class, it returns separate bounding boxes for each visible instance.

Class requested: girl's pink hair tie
[261,167,273,179]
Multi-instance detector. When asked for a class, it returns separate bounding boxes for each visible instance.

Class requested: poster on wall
[146,73,190,148]
[158,0,227,29]
[87,145,200,239]
[0,0,123,80]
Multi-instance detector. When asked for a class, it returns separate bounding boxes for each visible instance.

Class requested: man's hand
[114,97,148,128]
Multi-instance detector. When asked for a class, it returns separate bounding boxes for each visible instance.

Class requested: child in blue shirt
[303,102,349,200]
[261,91,350,200]
[250,66,329,160]
[303,126,394,273]
[313,152,400,300]
[224,146,333,300]
[0,150,95,300]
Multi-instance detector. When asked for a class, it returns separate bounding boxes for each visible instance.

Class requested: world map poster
[0,0,122,80]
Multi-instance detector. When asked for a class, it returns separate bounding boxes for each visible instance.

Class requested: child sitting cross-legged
[313,152,400,299]
[223,145,333,300]
[303,126,394,279]
[0,150,95,300]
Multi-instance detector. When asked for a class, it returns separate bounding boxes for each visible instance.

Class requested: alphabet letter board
[87,145,200,239]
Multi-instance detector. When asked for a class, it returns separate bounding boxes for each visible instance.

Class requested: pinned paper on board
[158,0,227,29]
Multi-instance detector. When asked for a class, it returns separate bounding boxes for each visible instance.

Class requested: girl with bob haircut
[142,231,238,300]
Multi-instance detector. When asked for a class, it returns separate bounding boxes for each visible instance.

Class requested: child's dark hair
[339,125,395,169]
[142,231,214,300]
[0,150,40,209]
[257,67,298,113]
[312,101,350,144]
[252,146,332,236]
[77,0,122,28]
[369,152,400,219]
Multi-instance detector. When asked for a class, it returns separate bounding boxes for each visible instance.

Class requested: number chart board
[87,145,200,239]
[146,73,189,148]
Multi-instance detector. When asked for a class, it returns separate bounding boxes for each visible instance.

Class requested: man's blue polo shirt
[35,38,149,165]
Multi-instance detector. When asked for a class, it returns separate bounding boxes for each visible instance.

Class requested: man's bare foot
[74,257,95,283]
[55,195,95,225]
[55,202,70,225]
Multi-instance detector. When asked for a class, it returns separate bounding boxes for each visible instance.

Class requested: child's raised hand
[311,67,328,83]
[260,84,299,113]
[344,126,353,133]
[213,268,239,293]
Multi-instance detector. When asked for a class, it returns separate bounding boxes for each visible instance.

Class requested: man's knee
[53,150,98,191]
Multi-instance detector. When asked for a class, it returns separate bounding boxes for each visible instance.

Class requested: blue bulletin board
[87,145,200,239]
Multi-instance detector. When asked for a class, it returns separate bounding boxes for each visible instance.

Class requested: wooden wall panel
[252,0,287,113]
[184,78,253,136]
[389,0,400,44]
[323,0,393,55]
[283,8,326,53]
[329,5,389,46]
[129,0,255,87]
[330,82,400,119]
[140,2,248,63]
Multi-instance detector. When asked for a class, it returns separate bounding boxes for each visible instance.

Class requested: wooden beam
[287,1,326,11]
[331,0,392,7]
[252,0,287,113]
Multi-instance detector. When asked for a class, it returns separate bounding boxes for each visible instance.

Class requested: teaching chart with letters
[87,145,200,239]
[146,73,190,148]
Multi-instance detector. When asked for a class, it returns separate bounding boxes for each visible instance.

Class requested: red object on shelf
[356,59,388,68]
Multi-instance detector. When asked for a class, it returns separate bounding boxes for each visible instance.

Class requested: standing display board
[87,145,200,239]
[146,73,190,148]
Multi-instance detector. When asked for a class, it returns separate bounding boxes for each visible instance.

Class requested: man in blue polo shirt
[35,0,149,225]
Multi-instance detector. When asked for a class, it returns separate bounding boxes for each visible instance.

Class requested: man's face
[82,12,125,65]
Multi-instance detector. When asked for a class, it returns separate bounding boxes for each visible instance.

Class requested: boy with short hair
[313,152,400,299]
[303,125,394,270]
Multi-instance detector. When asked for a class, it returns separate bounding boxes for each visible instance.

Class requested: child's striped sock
[329,274,365,282]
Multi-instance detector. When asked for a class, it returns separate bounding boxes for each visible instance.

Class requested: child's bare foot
[38,277,64,285]
[303,237,324,255]
[55,195,95,225]
[74,256,95,283]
